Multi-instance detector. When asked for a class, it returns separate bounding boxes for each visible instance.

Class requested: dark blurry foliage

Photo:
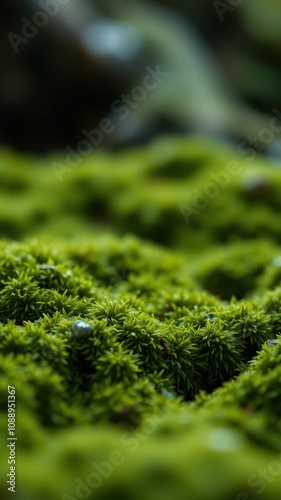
[1,0,281,152]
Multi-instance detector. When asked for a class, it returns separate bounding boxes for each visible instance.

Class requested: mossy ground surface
[1,137,281,499]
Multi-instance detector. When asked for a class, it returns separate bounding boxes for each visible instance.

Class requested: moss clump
[1,136,281,252]
[2,137,281,499]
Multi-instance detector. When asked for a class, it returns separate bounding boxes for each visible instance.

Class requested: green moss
[1,136,281,250]
[2,138,281,499]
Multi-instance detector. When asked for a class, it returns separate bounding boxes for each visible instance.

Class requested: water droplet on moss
[266,339,278,347]
[71,320,93,337]
[39,265,57,271]
[161,388,174,399]
[205,312,216,322]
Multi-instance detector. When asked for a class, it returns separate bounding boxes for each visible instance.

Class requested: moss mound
[2,137,281,499]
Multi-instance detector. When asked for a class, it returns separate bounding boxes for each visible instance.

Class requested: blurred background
[1,0,281,154]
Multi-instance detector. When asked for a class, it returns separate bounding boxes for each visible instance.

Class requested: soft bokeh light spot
[82,21,142,61]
